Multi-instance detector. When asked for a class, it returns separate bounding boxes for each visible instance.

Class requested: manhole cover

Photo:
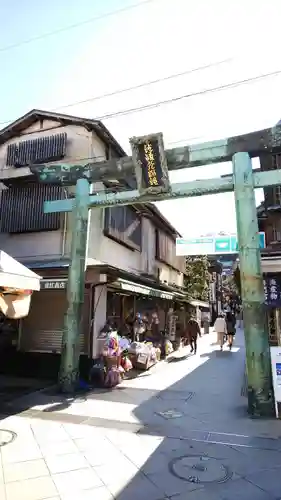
[157,409,184,419]
[169,455,232,484]
[0,429,17,447]
[158,391,195,402]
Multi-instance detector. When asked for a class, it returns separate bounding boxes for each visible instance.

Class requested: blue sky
[1,0,281,237]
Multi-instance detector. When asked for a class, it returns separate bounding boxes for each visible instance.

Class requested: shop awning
[189,299,210,309]
[261,256,281,275]
[0,251,41,291]
[115,278,175,301]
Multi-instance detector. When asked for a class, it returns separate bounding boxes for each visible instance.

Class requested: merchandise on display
[128,340,159,370]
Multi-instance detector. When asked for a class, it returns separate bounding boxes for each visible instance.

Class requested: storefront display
[133,312,148,342]
[164,339,174,356]
[128,341,160,370]
[100,280,195,375]
[95,328,133,388]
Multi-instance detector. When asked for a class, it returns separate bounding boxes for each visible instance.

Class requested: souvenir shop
[92,277,191,388]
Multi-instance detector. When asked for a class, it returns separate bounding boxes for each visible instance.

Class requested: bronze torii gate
[31,126,281,417]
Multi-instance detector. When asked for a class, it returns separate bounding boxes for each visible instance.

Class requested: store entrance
[0,314,19,373]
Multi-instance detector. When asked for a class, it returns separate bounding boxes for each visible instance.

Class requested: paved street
[1,329,281,500]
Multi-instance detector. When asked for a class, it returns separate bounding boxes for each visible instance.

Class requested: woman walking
[237,307,243,329]
[214,313,227,351]
[226,310,236,350]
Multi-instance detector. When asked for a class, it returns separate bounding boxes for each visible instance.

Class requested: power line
[55,58,233,112]
[0,0,157,54]
[93,68,281,121]
[0,57,234,126]
[167,135,204,146]
[1,67,280,134]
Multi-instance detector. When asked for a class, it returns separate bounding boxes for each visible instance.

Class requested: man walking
[186,316,201,354]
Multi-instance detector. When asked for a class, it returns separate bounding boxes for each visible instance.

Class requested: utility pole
[31,126,281,412]
[233,153,274,417]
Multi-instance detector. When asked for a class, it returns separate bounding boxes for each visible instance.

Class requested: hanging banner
[263,275,281,308]
[270,346,281,417]
[130,133,170,195]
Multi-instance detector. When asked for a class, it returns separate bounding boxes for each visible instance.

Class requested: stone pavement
[1,329,281,499]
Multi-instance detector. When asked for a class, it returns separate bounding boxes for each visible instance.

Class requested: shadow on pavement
[110,331,281,500]
[166,353,193,363]
[1,331,281,499]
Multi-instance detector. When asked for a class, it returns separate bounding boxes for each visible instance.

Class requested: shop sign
[41,279,67,290]
[270,347,281,417]
[130,133,170,196]
[137,353,148,364]
[263,275,281,307]
[209,282,216,303]
[168,313,177,341]
[120,281,173,300]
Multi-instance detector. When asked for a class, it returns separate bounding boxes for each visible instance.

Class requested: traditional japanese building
[0,109,188,379]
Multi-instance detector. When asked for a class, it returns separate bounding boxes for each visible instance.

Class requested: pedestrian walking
[237,307,243,329]
[226,310,236,350]
[214,313,227,351]
[185,316,201,354]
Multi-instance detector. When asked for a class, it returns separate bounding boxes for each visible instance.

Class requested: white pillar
[92,276,107,358]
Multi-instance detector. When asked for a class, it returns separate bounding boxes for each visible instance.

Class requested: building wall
[141,217,156,275]
[86,183,141,274]
[0,117,185,286]
[259,152,281,250]
[0,120,106,174]
[87,197,184,283]
[0,120,107,262]
[259,211,281,251]
[157,262,184,287]
[0,226,68,262]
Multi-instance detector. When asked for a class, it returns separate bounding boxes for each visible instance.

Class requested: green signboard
[176,233,266,256]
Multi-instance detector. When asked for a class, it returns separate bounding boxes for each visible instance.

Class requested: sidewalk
[0,329,281,499]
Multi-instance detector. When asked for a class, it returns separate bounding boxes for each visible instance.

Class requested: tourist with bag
[214,313,227,351]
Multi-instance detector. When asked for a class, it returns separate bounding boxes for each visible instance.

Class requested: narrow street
[1,329,281,500]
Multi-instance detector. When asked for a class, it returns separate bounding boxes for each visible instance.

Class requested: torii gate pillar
[233,152,273,417]
[59,178,90,392]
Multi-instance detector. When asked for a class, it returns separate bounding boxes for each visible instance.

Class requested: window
[271,155,281,205]
[0,184,63,233]
[272,221,281,242]
[155,228,185,272]
[155,229,174,266]
[104,206,142,251]
[6,133,67,167]
[273,186,281,206]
